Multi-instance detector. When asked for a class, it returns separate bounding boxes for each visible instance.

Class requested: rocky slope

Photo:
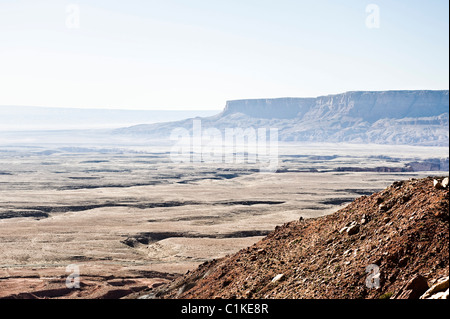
[140,176,449,299]
[115,90,449,146]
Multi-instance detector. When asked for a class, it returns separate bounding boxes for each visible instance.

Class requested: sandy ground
[0,144,445,298]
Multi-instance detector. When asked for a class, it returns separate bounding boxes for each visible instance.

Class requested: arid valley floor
[0,141,448,298]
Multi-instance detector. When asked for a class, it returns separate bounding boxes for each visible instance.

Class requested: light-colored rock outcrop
[117,90,449,146]
[442,177,449,188]
[271,274,285,284]
[420,276,449,299]
[434,177,449,189]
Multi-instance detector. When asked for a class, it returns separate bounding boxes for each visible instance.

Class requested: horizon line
[1,89,448,111]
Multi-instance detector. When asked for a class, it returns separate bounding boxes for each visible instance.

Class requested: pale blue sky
[0,0,448,110]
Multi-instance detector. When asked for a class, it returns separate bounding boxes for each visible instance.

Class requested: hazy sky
[0,0,448,110]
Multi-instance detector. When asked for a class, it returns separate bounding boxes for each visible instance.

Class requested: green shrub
[379,292,393,299]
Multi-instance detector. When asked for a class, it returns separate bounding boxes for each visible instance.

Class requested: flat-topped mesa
[222,90,449,122]
[116,90,449,146]
[222,98,315,119]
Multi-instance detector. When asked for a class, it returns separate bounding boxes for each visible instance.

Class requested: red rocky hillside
[141,176,449,299]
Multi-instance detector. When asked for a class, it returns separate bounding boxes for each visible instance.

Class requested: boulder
[434,179,444,189]
[346,224,360,236]
[442,177,449,188]
[271,274,285,284]
[360,214,368,225]
[395,274,429,299]
[420,276,449,299]
[427,288,449,299]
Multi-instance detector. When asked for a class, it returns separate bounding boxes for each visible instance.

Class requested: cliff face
[223,98,315,119]
[116,90,449,146]
[222,91,449,122]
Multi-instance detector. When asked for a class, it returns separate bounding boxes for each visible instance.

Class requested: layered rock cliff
[222,97,315,119]
[115,90,449,146]
[222,91,449,122]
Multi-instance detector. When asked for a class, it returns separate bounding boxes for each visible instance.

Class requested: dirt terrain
[0,145,447,299]
[143,176,449,299]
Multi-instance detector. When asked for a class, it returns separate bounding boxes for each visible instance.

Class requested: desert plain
[0,140,447,298]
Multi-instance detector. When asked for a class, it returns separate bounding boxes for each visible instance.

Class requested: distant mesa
[116,90,449,147]
[222,90,449,121]
[222,97,317,119]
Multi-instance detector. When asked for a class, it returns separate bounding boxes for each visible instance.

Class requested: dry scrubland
[0,143,447,298]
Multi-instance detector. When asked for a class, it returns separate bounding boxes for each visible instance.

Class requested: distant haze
[0,106,220,131]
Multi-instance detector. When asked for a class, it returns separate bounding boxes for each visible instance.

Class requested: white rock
[420,276,449,299]
[271,274,285,283]
[343,249,352,256]
[442,177,449,188]
[427,288,449,299]
[360,214,368,224]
